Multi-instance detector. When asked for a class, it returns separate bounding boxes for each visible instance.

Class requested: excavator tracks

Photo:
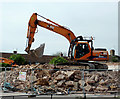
[56,61,108,70]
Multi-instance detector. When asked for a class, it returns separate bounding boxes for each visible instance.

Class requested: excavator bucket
[29,43,45,58]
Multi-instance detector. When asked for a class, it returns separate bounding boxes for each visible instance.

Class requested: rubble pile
[0,64,119,94]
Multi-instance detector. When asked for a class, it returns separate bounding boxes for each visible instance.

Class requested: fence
[0,65,120,98]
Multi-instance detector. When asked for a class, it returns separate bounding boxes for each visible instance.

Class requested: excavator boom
[25,13,76,55]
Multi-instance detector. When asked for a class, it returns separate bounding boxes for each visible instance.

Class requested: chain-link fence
[0,66,120,98]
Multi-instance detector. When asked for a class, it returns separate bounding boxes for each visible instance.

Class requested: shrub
[0,63,12,71]
[112,56,119,62]
[0,63,12,67]
[9,54,25,65]
[49,56,68,65]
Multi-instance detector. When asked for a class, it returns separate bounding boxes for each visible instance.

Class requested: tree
[112,56,119,62]
[52,52,67,57]
[9,54,25,65]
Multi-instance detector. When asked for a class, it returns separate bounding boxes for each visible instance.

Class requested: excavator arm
[25,13,76,54]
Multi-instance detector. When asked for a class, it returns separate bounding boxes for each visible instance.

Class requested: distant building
[0,52,56,64]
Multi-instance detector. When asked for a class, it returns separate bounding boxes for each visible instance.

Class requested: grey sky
[0,1,118,55]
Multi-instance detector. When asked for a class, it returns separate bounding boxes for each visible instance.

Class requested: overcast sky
[0,0,118,55]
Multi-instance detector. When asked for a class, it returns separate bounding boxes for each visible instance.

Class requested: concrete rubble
[0,64,119,94]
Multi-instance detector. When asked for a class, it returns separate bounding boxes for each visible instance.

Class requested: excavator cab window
[72,44,76,58]
[75,43,90,58]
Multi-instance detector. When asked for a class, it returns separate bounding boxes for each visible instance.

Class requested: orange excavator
[0,57,17,67]
[25,13,109,69]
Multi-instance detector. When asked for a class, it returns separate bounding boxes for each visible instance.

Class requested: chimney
[110,49,115,56]
[13,51,17,54]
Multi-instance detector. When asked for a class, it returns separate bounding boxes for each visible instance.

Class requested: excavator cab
[68,36,109,61]
[69,36,92,61]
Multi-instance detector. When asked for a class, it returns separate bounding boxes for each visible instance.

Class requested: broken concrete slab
[55,74,65,81]
[65,81,74,87]
[84,84,92,92]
